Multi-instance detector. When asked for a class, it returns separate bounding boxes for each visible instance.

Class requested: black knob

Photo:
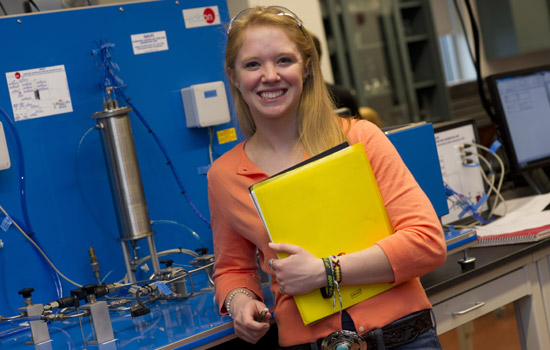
[18,288,34,298]
[160,259,173,268]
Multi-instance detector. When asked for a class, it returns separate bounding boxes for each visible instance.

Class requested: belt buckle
[320,330,367,350]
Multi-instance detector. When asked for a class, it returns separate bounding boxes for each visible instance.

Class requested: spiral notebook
[249,142,395,325]
[475,194,550,246]
[475,211,550,247]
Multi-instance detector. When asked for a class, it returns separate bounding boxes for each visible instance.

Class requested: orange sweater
[207,120,446,346]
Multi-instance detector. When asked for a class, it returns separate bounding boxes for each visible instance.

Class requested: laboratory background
[0,0,550,349]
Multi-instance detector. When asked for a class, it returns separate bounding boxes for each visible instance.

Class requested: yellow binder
[249,142,395,325]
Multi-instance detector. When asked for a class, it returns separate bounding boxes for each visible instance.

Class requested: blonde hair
[225,6,348,156]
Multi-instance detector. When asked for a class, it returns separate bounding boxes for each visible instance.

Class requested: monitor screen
[486,65,550,174]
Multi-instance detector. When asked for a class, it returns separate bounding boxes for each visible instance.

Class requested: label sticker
[217,128,237,144]
[6,65,73,121]
[204,90,217,98]
[183,6,221,29]
[131,31,169,55]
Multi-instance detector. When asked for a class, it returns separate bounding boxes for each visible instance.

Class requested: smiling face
[229,25,309,125]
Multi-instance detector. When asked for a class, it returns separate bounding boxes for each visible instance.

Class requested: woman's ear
[227,68,240,90]
[303,60,311,81]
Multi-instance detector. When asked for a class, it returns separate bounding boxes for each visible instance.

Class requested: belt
[282,309,433,350]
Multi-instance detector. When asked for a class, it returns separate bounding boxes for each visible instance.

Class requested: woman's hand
[230,292,271,344]
[268,242,326,295]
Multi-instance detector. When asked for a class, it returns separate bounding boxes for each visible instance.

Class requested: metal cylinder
[92,106,153,242]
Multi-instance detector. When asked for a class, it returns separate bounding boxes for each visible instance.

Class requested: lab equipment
[92,90,160,283]
[433,119,489,225]
[181,81,231,128]
[17,288,50,345]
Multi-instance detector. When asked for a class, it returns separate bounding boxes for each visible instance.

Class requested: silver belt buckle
[320,330,367,350]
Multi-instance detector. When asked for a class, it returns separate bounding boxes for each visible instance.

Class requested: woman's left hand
[268,242,326,295]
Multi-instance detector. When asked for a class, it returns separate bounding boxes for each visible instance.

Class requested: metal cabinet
[321,0,452,126]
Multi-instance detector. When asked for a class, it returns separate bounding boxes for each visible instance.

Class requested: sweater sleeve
[348,120,446,284]
[207,158,264,315]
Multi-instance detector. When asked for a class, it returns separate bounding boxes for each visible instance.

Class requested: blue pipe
[0,106,63,298]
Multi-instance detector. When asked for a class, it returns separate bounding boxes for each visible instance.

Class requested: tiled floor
[439,303,521,350]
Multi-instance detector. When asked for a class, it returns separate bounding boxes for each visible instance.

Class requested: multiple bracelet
[228,255,345,318]
[225,288,252,319]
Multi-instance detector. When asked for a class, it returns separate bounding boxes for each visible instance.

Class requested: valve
[160,259,174,268]
[18,287,34,299]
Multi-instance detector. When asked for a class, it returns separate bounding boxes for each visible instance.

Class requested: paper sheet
[476,193,550,237]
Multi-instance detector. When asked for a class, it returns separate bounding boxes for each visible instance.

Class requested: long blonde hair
[225,6,348,156]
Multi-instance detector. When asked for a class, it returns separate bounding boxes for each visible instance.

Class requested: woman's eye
[278,57,292,64]
[245,61,259,69]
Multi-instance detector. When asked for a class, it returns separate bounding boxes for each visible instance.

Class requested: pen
[255,308,269,322]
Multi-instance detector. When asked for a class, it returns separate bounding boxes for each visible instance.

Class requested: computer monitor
[486,65,550,192]
[433,119,488,226]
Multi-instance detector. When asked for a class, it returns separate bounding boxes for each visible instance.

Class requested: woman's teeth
[260,90,284,99]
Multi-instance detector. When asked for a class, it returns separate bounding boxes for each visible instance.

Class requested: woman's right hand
[230,293,271,344]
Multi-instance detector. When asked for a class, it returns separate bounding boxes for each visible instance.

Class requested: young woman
[207,6,446,349]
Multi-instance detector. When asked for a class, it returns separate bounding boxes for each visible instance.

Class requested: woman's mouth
[259,90,286,99]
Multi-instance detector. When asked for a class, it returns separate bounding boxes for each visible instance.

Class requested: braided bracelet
[320,257,334,299]
[226,288,252,319]
[329,255,342,284]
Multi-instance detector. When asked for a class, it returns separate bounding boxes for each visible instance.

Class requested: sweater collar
[236,140,265,176]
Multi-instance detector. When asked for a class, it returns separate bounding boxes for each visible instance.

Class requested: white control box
[181,81,231,128]
[0,122,11,170]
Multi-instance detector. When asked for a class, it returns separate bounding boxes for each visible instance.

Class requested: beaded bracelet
[225,288,252,319]
[320,257,334,299]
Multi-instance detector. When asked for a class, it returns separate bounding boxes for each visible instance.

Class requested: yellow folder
[249,142,395,325]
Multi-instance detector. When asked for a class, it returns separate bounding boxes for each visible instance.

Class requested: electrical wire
[0,204,83,288]
[476,153,507,218]
[452,0,475,66]
[208,126,215,165]
[444,142,506,230]
[27,0,40,12]
[467,142,507,218]
[0,1,8,15]
[462,0,497,123]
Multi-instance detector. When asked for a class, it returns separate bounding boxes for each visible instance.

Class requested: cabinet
[321,0,452,126]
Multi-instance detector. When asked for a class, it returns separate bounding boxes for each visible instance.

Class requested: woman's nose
[262,64,280,82]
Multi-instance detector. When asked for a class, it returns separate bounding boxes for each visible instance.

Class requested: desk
[422,239,550,349]
[3,241,550,349]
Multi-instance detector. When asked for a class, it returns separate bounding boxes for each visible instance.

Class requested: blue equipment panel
[0,0,239,318]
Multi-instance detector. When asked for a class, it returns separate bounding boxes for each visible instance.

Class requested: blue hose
[0,106,63,298]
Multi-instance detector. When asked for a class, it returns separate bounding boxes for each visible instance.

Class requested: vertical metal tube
[93,106,160,277]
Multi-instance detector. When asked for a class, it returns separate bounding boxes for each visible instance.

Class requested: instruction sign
[5,65,73,121]
[131,31,169,55]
